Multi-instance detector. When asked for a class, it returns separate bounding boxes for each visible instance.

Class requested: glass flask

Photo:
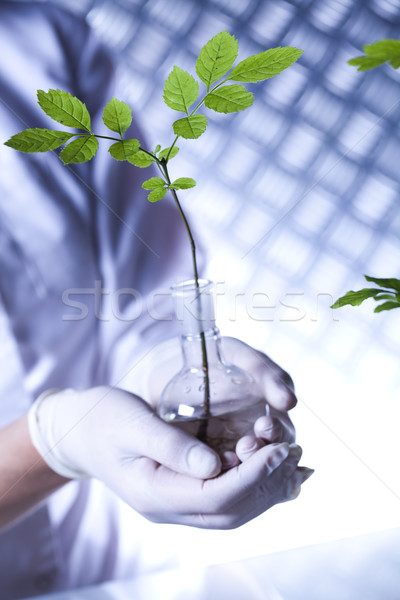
[157,279,267,456]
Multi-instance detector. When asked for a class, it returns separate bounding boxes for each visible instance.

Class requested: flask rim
[170,278,213,296]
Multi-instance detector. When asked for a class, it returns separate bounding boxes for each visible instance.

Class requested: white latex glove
[126,336,298,449]
[28,386,310,529]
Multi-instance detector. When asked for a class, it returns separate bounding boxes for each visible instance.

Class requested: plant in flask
[5,31,303,456]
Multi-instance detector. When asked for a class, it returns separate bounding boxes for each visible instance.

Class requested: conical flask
[157,279,267,456]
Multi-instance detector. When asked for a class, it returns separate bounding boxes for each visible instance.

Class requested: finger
[116,392,221,479]
[254,414,282,443]
[220,451,241,470]
[221,337,296,411]
[235,435,264,462]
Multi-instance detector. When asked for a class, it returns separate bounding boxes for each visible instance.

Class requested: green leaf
[204,84,253,113]
[158,146,179,161]
[229,46,303,83]
[330,288,384,309]
[364,275,400,293]
[373,293,398,301]
[163,66,199,113]
[148,188,168,203]
[37,89,91,131]
[127,150,154,168]
[108,139,140,161]
[374,300,400,313]
[170,177,196,190]
[172,115,207,139]
[364,39,400,57]
[155,144,161,153]
[59,135,99,164]
[196,31,238,91]
[142,177,166,190]
[349,40,400,71]
[348,56,386,71]
[4,128,74,153]
[102,97,132,136]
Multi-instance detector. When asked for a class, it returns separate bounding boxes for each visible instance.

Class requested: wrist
[28,389,89,480]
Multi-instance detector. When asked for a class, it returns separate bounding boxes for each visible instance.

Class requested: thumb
[120,394,221,479]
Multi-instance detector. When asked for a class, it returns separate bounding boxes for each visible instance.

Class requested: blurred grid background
[9,0,400,593]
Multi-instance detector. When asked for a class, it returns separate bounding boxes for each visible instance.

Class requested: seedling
[5,30,302,421]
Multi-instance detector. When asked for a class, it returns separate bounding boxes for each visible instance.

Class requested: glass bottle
[157,279,267,456]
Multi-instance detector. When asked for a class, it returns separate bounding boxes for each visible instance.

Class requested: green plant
[331,275,400,312]
[332,39,400,313]
[5,30,302,423]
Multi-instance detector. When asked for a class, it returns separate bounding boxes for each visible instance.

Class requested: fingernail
[187,445,221,478]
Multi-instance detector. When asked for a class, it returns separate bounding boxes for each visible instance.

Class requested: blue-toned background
[9,0,400,597]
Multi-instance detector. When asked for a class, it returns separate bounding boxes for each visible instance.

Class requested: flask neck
[171,279,223,369]
[180,326,223,369]
[172,279,216,337]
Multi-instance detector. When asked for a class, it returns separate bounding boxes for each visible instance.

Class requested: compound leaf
[196,30,238,91]
[229,46,303,82]
[37,89,91,131]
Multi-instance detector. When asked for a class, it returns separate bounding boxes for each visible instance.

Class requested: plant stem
[161,161,211,422]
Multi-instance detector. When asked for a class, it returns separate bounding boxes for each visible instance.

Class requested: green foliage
[5,30,303,205]
[142,177,168,202]
[158,146,179,161]
[37,89,91,131]
[348,39,400,71]
[108,139,140,161]
[103,97,133,136]
[204,84,253,113]
[331,275,400,313]
[229,47,303,82]
[170,177,196,190]
[163,66,199,114]
[335,42,400,316]
[127,151,154,168]
[172,115,208,139]
[142,177,166,190]
[59,135,99,164]
[196,31,238,91]
[4,128,74,152]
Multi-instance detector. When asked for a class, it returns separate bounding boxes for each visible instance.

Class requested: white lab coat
[0,3,191,596]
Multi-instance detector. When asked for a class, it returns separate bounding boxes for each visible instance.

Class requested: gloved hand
[127,335,298,452]
[28,386,312,529]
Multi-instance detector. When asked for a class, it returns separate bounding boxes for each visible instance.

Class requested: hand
[28,386,310,529]
[129,336,297,451]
